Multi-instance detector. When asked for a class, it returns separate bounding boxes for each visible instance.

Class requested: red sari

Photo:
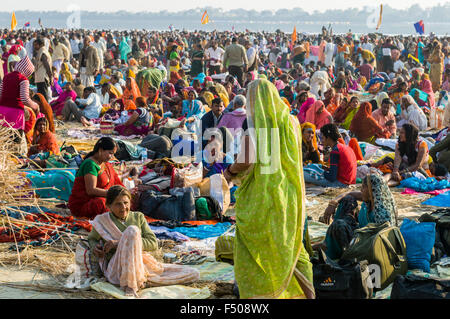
[69,160,124,219]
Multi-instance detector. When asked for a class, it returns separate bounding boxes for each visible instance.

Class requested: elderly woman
[68,137,124,219]
[320,173,395,259]
[398,95,427,131]
[89,185,199,297]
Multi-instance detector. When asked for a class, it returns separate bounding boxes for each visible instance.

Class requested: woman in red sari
[122,77,141,110]
[69,137,124,219]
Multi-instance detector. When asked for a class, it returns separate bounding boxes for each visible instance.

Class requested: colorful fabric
[24,169,75,201]
[234,79,314,299]
[365,173,396,225]
[171,223,232,239]
[400,177,450,192]
[0,206,91,247]
[34,93,55,132]
[30,131,60,156]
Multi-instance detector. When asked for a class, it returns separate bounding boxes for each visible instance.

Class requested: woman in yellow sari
[224,79,315,299]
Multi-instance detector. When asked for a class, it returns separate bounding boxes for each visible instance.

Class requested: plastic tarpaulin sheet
[90,282,211,299]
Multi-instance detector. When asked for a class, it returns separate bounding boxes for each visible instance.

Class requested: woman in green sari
[224,79,315,299]
[340,96,360,130]
[190,43,205,78]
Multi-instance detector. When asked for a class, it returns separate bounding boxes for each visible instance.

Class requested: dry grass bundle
[0,244,75,276]
[0,120,84,271]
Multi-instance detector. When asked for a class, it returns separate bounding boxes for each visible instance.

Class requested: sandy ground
[0,121,439,299]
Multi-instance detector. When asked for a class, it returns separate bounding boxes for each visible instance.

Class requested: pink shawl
[304,100,332,129]
[297,97,316,123]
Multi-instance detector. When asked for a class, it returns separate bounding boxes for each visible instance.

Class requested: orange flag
[11,12,17,31]
[201,11,209,25]
[292,26,297,43]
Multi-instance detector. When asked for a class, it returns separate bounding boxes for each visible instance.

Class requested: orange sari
[29,131,60,156]
[123,78,141,110]
[34,93,55,133]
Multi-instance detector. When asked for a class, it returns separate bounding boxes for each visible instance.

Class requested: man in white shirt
[361,38,373,52]
[111,74,124,96]
[245,40,258,71]
[206,40,224,76]
[92,34,107,70]
[70,33,81,60]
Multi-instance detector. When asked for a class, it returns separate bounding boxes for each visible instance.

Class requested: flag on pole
[11,12,17,31]
[414,20,425,35]
[292,26,297,43]
[201,11,209,25]
[376,4,383,30]
[24,22,31,28]
[38,18,43,28]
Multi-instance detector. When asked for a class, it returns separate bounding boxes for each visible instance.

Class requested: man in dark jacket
[201,97,225,147]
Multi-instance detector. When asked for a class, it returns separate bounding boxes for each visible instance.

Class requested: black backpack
[139,189,196,222]
[312,250,374,299]
[391,274,450,299]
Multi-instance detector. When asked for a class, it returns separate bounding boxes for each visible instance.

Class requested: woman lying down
[88,185,200,297]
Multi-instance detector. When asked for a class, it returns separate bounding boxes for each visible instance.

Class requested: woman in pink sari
[89,186,199,297]
[297,96,316,124]
[304,100,333,130]
[51,82,77,117]
[420,73,436,107]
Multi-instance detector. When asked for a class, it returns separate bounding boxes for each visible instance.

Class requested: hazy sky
[2,0,449,13]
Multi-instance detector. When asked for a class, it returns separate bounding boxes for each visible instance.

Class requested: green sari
[341,106,360,130]
[233,79,315,299]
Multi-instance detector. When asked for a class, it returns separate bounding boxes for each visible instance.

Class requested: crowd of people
[1,26,450,298]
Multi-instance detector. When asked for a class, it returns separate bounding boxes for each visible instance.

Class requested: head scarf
[301,122,318,152]
[33,93,55,133]
[235,78,314,299]
[349,102,384,141]
[297,97,316,123]
[14,56,35,78]
[375,92,389,109]
[61,63,73,82]
[366,173,395,225]
[304,100,331,130]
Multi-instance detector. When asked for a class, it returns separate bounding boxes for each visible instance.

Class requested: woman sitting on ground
[304,100,333,130]
[339,96,361,130]
[349,101,390,143]
[303,123,357,187]
[32,93,55,133]
[89,185,199,297]
[386,123,430,185]
[398,95,427,131]
[28,117,60,157]
[122,77,141,110]
[319,173,395,259]
[301,122,321,164]
[68,137,124,219]
[114,97,153,136]
[50,82,78,118]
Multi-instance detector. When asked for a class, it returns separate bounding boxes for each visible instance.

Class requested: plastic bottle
[141,149,148,164]
[123,177,135,190]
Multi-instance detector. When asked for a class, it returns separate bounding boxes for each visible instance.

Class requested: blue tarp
[170,222,233,239]
[400,177,450,193]
[422,191,450,207]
